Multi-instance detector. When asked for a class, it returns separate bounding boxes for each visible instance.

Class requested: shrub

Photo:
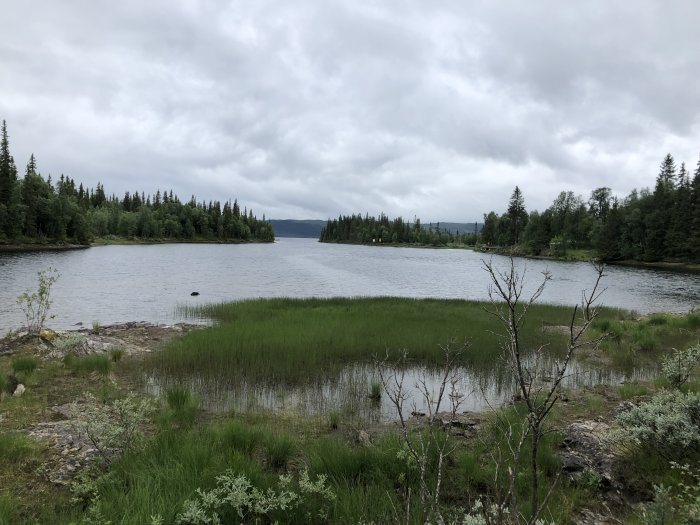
[174,469,335,524]
[613,389,700,457]
[15,267,59,334]
[54,333,86,353]
[70,392,156,465]
[11,356,38,376]
[662,344,700,388]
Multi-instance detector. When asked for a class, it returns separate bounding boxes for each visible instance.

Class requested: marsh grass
[163,386,199,427]
[152,298,623,382]
[369,380,382,402]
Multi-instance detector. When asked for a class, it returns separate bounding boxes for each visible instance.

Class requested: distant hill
[270,219,482,238]
[269,220,326,238]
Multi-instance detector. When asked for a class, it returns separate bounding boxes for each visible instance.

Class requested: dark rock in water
[190,291,200,296]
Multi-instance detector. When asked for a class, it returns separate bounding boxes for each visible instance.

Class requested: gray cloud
[1,1,699,222]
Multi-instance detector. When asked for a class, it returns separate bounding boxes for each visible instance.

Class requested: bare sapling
[482,258,606,525]
[376,338,468,524]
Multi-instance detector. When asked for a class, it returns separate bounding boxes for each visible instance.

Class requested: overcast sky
[1,1,699,222]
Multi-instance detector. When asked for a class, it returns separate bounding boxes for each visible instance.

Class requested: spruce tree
[0,120,18,207]
[506,186,528,245]
[689,155,700,260]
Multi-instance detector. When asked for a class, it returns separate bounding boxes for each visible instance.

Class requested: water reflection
[145,359,653,422]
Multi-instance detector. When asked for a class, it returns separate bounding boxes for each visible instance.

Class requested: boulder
[13,383,26,397]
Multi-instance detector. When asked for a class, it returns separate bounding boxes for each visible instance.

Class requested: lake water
[1,238,699,333]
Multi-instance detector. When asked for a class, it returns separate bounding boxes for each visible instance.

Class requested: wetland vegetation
[1,290,699,524]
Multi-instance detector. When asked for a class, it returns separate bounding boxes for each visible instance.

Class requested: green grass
[64,354,112,375]
[0,432,34,462]
[148,297,628,382]
[162,385,199,427]
[11,356,38,376]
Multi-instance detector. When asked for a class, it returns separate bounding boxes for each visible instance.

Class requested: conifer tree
[506,186,528,245]
[0,120,18,207]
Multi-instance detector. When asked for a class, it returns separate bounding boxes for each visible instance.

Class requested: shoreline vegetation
[1,297,699,523]
[0,119,275,248]
[319,152,700,271]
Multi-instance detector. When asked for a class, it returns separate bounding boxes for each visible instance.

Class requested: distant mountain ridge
[269,220,326,238]
[270,219,482,238]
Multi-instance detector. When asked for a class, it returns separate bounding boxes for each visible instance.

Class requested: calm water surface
[1,238,699,333]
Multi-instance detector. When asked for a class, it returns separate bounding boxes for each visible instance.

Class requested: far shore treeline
[0,120,274,245]
[321,153,700,264]
[319,214,478,246]
[481,153,700,263]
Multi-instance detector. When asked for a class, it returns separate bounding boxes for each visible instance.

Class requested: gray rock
[13,383,25,397]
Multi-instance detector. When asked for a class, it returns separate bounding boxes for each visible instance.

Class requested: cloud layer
[1,1,699,221]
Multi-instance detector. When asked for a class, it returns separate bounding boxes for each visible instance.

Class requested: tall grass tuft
[64,354,112,375]
[11,356,37,376]
[369,381,382,402]
[263,432,296,469]
[164,386,199,427]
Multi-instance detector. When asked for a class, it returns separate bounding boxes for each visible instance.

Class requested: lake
[1,238,699,333]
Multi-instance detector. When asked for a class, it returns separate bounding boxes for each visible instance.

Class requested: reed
[151,297,621,382]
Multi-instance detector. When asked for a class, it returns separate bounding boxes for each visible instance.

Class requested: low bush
[614,389,700,458]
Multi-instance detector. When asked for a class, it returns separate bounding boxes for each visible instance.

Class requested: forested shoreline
[322,153,700,264]
[319,214,478,246]
[0,121,274,246]
[482,154,700,263]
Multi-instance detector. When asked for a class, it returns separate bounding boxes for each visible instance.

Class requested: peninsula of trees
[319,214,478,247]
[0,121,274,246]
[482,153,700,263]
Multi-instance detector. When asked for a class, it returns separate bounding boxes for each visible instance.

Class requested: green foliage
[164,386,199,428]
[619,382,651,400]
[54,332,87,353]
[0,120,275,245]
[70,392,156,465]
[368,381,382,402]
[319,213,476,246]
[662,344,700,388]
[263,432,296,470]
[108,347,125,363]
[482,152,700,263]
[614,389,700,458]
[174,469,335,525]
[16,267,59,334]
[11,355,37,375]
[154,297,594,382]
[0,432,34,462]
[640,464,700,525]
[65,354,112,375]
